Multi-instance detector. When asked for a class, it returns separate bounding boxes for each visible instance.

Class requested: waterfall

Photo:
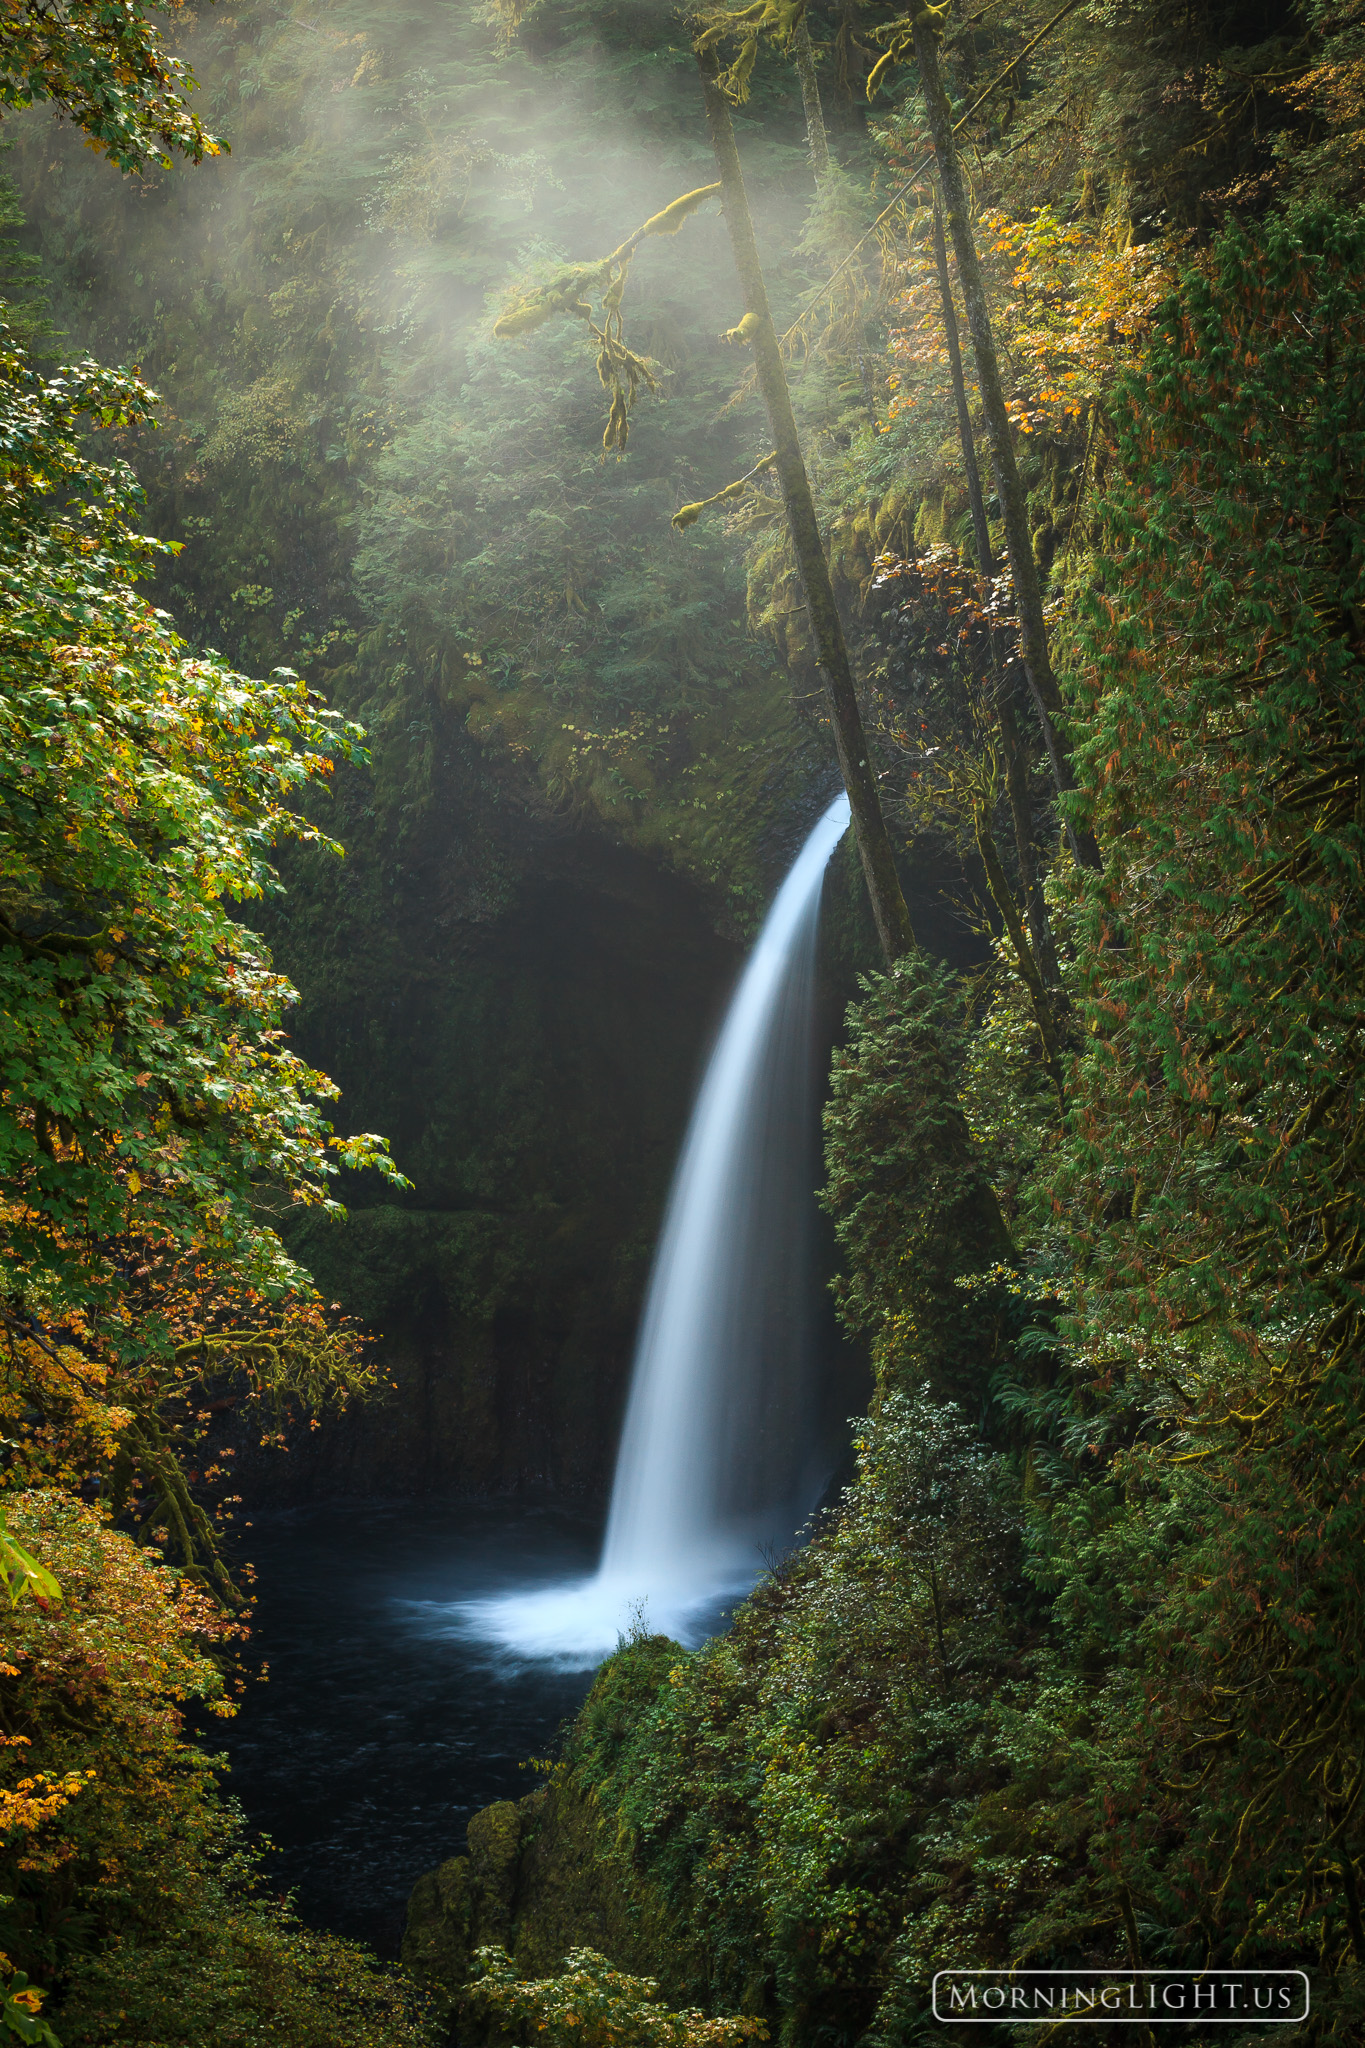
[600,789,851,1585]
[461,792,852,1662]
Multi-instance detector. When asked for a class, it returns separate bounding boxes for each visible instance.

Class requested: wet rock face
[229,812,743,1504]
[402,1855,474,1991]
[464,1800,527,1947]
[401,1641,714,2013]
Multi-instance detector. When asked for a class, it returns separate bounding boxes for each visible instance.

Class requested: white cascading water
[460,791,852,1663]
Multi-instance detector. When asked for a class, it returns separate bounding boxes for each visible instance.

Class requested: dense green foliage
[821,958,1006,1395]
[0,323,408,1607]
[0,1,219,173]
[492,199,1365,2045]
[0,340,399,1322]
[467,1944,768,2046]
[549,1389,1017,2035]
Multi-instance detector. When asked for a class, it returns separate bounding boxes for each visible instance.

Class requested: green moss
[400,1857,474,1999]
[512,1777,696,1996]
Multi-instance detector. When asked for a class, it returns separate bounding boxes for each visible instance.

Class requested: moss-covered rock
[401,1798,533,1986]
[401,1853,475,1989]
[466,1801,527,1945]
[402,1643,705,2010]
[402,1778,698,2004]
[510,1777,693,1991]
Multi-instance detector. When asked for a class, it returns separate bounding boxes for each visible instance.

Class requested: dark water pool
[208,1500,604,1956]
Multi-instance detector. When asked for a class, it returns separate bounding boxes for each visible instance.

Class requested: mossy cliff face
[402,1782,703,2034]
[404,1799,525,1982]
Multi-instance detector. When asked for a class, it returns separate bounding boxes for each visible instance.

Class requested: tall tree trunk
[695,50,1015,1254]
[791,15,831,180]
[997,694,1060,985]
[910,6,1100,872]
[931,191,1061,986]
[931,192,992,580]
[698,52,917,964]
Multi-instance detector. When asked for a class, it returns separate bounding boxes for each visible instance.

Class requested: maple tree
[0,1491,433,2045]
[0,1,218,172]
[0,333,421,2037]
[0,342,403,1331]
[0,330,406,1609]
[888,201,1178,441]
[0,13,416,2033]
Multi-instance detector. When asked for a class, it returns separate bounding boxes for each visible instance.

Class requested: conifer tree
[790,13,830,178]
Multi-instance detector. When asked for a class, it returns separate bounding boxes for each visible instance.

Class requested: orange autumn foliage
[887,201,1179,436]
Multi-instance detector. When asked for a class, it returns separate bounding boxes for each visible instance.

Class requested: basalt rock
[216,814,746,1505]
[402,1797,530,1989]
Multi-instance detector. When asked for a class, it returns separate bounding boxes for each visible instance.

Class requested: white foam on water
[456,1562,747,1670]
